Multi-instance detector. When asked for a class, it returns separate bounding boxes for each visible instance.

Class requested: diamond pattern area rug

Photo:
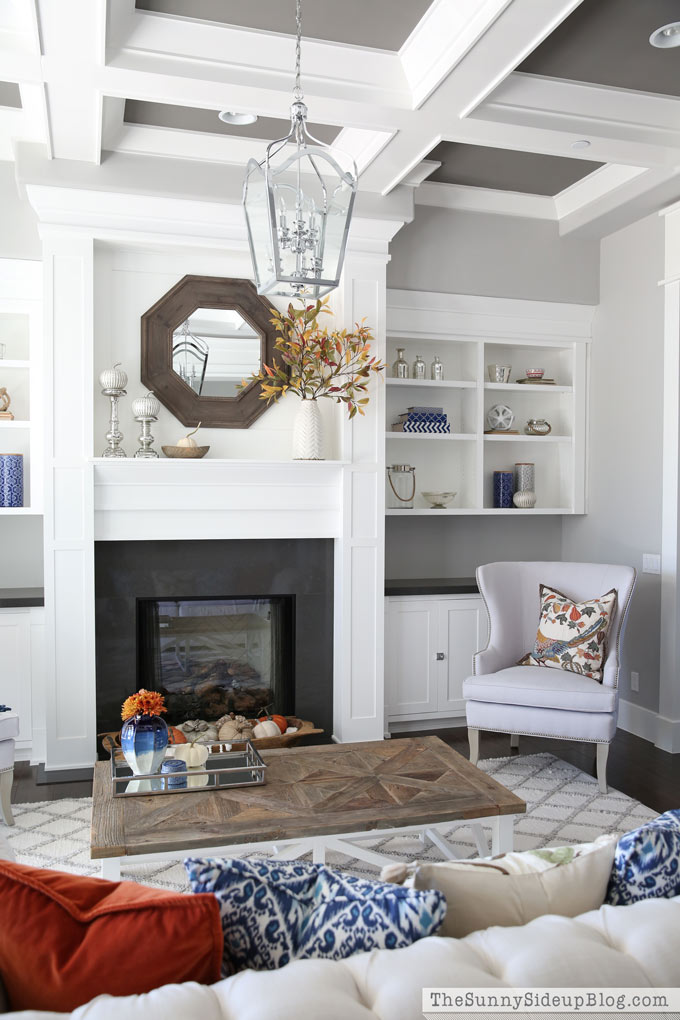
[4,754,656,892]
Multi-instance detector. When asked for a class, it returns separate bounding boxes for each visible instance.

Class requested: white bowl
[422,491,456,508]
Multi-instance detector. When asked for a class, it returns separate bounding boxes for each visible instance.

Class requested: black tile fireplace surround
[94,538,333,755]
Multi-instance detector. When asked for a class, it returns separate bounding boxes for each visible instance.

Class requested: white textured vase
[292,399,324,460]
[513,490,537,508]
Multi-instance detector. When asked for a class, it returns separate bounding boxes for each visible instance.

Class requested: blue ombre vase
[120,713,168,775]
[0,454,23,507]
[493,470,514,509]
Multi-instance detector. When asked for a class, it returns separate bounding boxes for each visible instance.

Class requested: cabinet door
[438,598,489,715]
[0,610,32,744]
[385,599,439,717]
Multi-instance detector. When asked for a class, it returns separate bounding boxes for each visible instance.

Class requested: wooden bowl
[99,717,323,758]
[161,445,210,459]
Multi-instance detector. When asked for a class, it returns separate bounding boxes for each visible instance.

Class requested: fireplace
[137,596,294,724]
[94,538,333,753]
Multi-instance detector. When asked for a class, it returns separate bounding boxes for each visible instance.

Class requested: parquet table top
[91,736,526,860]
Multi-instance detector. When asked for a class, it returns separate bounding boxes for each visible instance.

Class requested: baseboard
[617,699,680,753]
[617,700,660,744]
[36,764,94,785]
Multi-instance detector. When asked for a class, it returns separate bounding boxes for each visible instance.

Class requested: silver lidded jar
[392,348,409,379]
[413,355,426,379]
[431,355,443,381]
[387,464,416,509]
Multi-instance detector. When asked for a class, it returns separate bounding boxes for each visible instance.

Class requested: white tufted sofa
[10,896,680,1019]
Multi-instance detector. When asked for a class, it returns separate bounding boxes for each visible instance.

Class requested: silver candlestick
[131,391,161,459]
[99,363,128,458]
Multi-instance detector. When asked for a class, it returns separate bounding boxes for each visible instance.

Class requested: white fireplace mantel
[29,179,406,770]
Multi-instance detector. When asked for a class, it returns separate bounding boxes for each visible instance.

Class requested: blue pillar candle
[0,454,23,507]
[161,757,188,789]
[493,470,514,509]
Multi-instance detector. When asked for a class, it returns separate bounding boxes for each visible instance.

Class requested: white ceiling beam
[554,164,649,221]
[359,0,588,194]
[107,8,410,110]
[415,179,556,219]
[399,0,513,108]
[483,73,680,166]
[35,0,106,162]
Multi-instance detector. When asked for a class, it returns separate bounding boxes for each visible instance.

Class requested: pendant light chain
[293,0,303,102]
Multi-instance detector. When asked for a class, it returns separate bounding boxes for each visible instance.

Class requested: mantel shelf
[90,457,350,466]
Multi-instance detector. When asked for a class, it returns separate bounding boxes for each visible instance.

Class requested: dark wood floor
[12,726,680,814]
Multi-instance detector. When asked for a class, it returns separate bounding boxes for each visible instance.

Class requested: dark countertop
[0,587,45,608]
[385,577,479,596]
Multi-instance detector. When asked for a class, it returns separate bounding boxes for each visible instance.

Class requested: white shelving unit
[384,290,592,516]
[0,261,43,515]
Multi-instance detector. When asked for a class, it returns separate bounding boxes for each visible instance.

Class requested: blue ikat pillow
[185,856,446,974]
[606,809,680,905]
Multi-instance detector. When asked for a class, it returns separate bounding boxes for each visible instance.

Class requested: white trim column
[42,232,97,769]
[659,200,680,753]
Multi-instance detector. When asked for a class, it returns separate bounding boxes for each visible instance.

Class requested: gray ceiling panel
[135,0,432,51]
[519,0,680,97]
[0,82,21,109]
[124,99,340,144]
[426,142,603,197]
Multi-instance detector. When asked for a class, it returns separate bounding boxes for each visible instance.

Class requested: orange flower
[121,688,167,721]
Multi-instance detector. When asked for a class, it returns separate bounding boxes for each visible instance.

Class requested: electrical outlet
[642,553,661,574]
[630,671,640,692]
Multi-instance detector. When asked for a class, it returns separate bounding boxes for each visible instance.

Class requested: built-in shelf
[483,434,572,443]
[0,507,42,516]
[386,507,576,516]
[0,420,31,429]
[386,378,476,390]
[386,432,476,442]
[485,383,573,393]
[0,360,30,369]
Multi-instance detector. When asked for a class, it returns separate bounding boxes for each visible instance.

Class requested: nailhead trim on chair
[468,724,612,744]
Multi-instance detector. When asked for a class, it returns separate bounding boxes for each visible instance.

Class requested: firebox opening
[137,595,295,726]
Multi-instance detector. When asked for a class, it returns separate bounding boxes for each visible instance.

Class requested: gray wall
[386,515,564,578]
[0,162,43,588]
[388,205,600,303]
[562,212,665,714]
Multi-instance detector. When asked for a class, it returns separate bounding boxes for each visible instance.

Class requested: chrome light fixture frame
[242,1,358,299]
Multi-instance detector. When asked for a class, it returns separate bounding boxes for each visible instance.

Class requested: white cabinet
[385,594,488,724]
[0,607,45,762]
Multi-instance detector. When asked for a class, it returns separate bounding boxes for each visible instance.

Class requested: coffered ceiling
[3,0,680,240]
[135,0,433,51]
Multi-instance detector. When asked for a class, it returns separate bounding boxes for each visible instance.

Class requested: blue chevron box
[392,413,451,433]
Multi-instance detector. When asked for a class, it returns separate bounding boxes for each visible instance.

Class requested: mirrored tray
[110,740,267,797]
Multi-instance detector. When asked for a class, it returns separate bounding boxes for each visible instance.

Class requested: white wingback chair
[463,562,636,794]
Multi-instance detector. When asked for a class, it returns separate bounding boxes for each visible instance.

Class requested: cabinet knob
[436,652,446,661]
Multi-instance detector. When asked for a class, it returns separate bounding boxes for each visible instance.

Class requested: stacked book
[391,406,450,433]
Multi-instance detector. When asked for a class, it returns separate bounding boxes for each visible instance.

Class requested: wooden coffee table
[91,736,525,879]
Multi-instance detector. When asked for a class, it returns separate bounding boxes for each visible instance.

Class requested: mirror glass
[172,307,262,398]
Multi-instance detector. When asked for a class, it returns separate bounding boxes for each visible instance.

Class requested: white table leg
[490,814,514,856]
[312,839,326,864]
[470,823,489,858]
[423,828,460,861]
[0,768,14,826]
[100,857,121,881]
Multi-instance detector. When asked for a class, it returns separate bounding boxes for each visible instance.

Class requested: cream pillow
[382,835,617,939]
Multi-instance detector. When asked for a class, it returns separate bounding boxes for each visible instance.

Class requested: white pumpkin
[172,742,209,768]
[177,423,201,448]
[253,719,281,739]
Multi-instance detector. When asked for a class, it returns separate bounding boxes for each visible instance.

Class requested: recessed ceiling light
[571,139,591,150]
[218,111,258,126]
[649,22,680,48]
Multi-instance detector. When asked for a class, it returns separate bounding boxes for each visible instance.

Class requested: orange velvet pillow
[0,860,223,1012]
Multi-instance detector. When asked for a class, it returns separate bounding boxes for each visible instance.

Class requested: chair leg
[510,733,519,751]
[0,768,14,826]
[468,727,480,766]
[596,743,609,795]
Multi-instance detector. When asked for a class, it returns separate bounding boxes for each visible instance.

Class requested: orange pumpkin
[167,726,187,745]
[259,713,288,735]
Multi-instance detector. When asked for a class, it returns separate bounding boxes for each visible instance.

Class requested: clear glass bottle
[387,465,416,509]
[413,355,426,379]
[392,348,409,379]
[431,355,443,381]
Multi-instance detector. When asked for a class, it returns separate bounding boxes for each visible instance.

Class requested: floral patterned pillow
[518,583,617,683]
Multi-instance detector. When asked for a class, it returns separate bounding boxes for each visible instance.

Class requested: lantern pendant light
[243,0,358,299]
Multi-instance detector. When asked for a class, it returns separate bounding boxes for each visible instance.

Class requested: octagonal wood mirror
[141,275,278,428]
